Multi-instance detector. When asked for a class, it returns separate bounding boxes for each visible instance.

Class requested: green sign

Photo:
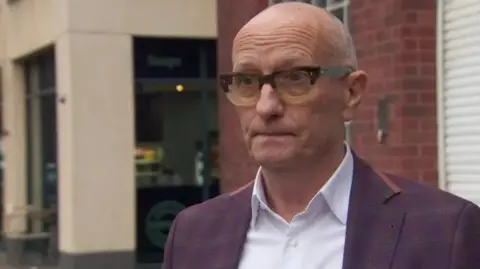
[145,200,185,248]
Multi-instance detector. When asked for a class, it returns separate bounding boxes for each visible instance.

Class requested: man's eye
[235,76,256,85]
[288,73,301,81]
[286,71,307,81]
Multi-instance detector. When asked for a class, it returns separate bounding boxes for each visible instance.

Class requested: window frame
[23,48,58,237]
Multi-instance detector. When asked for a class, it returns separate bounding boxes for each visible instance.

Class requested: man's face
[231,22,355,168]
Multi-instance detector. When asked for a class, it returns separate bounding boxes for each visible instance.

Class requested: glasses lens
[226,75,260,106]
[274,70,318,103]
[276,70,311,95]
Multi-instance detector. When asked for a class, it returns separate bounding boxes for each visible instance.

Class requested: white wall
[1,0,217,59]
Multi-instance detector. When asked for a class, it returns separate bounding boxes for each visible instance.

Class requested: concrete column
[56,32,135,269]
[1,59,28,262]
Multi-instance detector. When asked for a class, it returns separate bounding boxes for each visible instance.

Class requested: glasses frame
[219,66,355,93]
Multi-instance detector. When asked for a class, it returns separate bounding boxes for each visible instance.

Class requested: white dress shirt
[238,145,354,269]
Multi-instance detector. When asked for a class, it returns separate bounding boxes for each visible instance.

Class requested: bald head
[233,2,357,68]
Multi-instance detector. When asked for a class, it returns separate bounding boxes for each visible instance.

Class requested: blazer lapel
[342,155,405,269]
[204,183,252,269]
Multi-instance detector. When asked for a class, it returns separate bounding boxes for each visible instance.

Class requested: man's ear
[343,70,368,122]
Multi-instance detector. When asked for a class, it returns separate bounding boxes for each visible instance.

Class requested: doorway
[134,85,219,264]
[133,37,218,265]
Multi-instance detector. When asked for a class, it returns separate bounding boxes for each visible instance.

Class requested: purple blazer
[163,154,480,269]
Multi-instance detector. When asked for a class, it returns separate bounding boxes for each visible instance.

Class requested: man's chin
[251,152,295,168]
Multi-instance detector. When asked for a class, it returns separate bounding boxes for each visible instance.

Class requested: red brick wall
[349,0,438,185]
[217,0,269,192]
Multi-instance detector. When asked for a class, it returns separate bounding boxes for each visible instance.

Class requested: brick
[376,31,392,42]
[352,122,374,133]
[394,52,419,63]
[420,92,435,103]
[419,38,435,50]
[402,39,418,50]
[400,157,436,171]
[401,0,435,10]
[420,118,436,131]
[388,145,420,157]
[395,26,415,38]
[361,133,378,145]
[419,65,435,77]
[415,26,435,36]
[356,107,376,119]
[351,0,438,185]
[384,14,403,27]
[401,78,433,91]
[378,42,399,54]
[420,53,436,63]
[401,105,429,117]
[400,131,436,144]
[371,157,399,171]
[399,118,420,130]
[404,12,418,24]
[350,0,366,10]
[422,170,438,183]
[420,145,437,156]
[361,95,380,107]
[403,92,420,103]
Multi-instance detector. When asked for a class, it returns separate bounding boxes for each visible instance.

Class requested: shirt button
[288,240,298,248]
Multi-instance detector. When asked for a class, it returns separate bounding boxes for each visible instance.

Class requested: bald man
[162,3,480,269]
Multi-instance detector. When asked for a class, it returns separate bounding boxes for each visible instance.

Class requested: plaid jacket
[163,154,480,269]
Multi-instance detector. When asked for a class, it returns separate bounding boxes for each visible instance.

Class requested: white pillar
[56,32,135,269]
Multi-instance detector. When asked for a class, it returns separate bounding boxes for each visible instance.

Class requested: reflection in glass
[134,90,218,189]
[135,87,220,264]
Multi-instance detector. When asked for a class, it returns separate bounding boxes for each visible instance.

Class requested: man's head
[219,2,367,168]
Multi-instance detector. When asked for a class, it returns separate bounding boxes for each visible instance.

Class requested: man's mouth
[254,132,295,137]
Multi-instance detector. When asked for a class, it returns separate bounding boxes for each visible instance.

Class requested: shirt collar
[251,143,354,228]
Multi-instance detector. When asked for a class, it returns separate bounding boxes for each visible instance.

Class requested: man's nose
[255,85,284,120]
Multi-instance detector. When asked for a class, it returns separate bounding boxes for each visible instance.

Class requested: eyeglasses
[219,66,355,106]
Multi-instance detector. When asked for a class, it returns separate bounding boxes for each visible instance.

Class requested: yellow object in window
[144,150,156,161]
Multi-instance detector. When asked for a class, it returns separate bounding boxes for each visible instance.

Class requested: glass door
[134,85,218,264]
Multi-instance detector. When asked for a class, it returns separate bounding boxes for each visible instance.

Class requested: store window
[134,89,219,189]
[133,38,219,192]
[23,48,58,264]
[269,0,349,30]
[133,38,219,265]
[272,0,349,20]
[269,0,349,33]
[315,0,349,25]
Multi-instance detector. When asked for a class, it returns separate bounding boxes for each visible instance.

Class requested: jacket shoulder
[390,174,474,211]
[175,182,253,224]
[178,193,231,219]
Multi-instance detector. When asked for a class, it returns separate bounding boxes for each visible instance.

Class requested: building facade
[0,0,479,268]
[0,0,217,268]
